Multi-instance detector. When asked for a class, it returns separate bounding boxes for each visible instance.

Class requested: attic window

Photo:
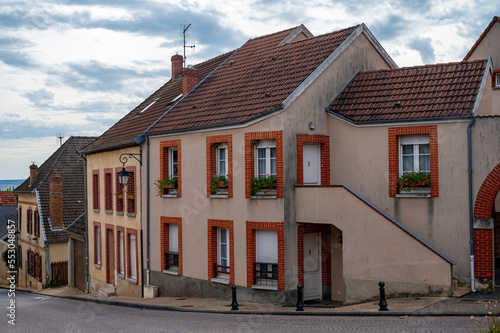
[139,98,160,114]
[166,94,182,107]
[496,73,500,87]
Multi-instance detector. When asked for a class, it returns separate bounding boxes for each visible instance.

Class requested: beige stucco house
[14,137,95,289]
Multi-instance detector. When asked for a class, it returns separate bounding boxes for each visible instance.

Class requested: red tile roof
[0,192,16,206]
[328,60,488,123]
[81,51,233,153]
[146,25,360,135]
[464,16,500,61]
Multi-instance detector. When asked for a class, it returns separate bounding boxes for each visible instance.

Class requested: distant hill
[0,179,24,191]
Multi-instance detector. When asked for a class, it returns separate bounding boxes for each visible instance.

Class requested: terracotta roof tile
[146,25,359,135]
[328,60,488,123]
[0,192,16,206]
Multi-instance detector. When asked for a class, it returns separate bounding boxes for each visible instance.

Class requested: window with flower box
[159,140,181,197]
[206,135,232,198]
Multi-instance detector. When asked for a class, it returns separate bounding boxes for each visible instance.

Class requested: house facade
[139,24,460,304]
[14,137,95,289]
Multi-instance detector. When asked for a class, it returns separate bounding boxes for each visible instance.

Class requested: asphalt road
[0,289,488,332]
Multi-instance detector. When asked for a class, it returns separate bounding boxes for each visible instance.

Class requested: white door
[303,144,320,185]
[303,232,322,300]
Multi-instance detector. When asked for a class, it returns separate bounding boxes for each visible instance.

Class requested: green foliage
[210,175,228,194]
[250,175,277,194]
[396,171,431,192]
[154,177,178,196]
[47,280,58,288]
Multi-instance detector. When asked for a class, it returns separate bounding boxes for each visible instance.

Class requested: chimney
[182,65,199,96]
[29,163,38,185]
[49,174,63,228]
[171,54,183,79]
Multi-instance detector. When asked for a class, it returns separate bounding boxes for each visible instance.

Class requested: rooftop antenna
[183,24,195,68]
[56,132,64,146]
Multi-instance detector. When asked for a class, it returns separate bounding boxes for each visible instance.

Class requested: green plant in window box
[210,175,228,194]
[250,174,277,194]
[396,172,431,192]
[154,177,178,196]
[114,189,133,197]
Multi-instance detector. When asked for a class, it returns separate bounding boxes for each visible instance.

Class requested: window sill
[211,277,230,285]
[117,273,125,280]
[396,187,431,197]
[251,285,278,291]
[210,193,229,199]
[162,194,178,198]
[163,270,179,276]
[126,212,136,217]
[127,278,138,285]
[116,211,124,216]
[251,189,277,199]
[93,209,100,213]
[105,210,113,214]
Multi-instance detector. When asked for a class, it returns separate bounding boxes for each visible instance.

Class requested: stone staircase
[97,284,116,298]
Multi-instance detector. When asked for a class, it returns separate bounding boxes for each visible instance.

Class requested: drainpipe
[80,152,89,294]
[146,136,150,286]
[468,116,476,292]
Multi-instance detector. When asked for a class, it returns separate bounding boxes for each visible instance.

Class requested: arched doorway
[473,164,500,283]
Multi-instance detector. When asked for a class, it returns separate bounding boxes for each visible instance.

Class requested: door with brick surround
[303,144,321,185]
[107,229,114,285]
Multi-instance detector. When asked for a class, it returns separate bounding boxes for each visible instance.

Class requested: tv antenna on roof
[183,24,195,68]
[56,132,64,146]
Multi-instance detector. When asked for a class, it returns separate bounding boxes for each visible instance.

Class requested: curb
[1,286,491,317]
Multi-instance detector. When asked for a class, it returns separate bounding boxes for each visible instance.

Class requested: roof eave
[79,139,137,155]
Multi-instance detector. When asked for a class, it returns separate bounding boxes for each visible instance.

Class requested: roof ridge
[360,59,487,76]
[280,25,360,46]
[249,26,298,41]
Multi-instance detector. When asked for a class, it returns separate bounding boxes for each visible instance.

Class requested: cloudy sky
[1,0,499,180]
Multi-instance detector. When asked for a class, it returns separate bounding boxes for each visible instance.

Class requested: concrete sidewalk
[6,285,500,316]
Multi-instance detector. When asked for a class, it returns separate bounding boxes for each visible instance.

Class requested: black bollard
[378,281,388,311]
[231,285,239,310]
[296,284,304,311]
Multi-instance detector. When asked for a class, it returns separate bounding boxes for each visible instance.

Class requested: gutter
[467,56,492,292]
[79,139,136,155]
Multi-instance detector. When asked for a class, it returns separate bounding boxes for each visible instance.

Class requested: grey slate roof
[66,213,85,238]
[15,136,96,243]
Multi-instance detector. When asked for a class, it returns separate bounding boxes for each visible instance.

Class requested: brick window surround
[92,170,99,210]
[207,219,234,284]
[115,168,124,212]
[105,223,114,284]
[297,224,331,288]
[125,166,136,214]
[116,226,125,275]
[473,163,500,279]
[206,135,233,197]
[93,221,101,267]
[297,135,330,185]
[245,131,283,198]
[126,228,139,280]
[246,221,285,290]
[104,168,113,211]
[160,140,182,198]
[160,217,183,275]
[388,125,439,197]
[492,69,500,87]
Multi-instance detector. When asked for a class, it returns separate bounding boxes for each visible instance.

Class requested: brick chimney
[29,163,38,185]
[49,175,63,228]
[182,65,199,96]
[171,54,183,79]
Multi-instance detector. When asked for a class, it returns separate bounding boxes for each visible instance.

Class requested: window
[118,230,125,275]
[256,140,276,177]
[104,171,112,211]
[388,125,439,197]
[244,131,283,198]
[18,207,21,232]
[18,245,22,269]
[92,171,99,210]
[161,217,182,275]
[115,170,124,212]
[206,135,233,197]
[27,208,32,234]
[246,222,285,290]
[254,230,278,287]
[400,135,430,174]
[496,73,500,87]
[94,223,101,266]
[126,171,135,214]
[160,140,181,197]
[34,211,40,237]
[208,220,234,284]
[127,231,138,280]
